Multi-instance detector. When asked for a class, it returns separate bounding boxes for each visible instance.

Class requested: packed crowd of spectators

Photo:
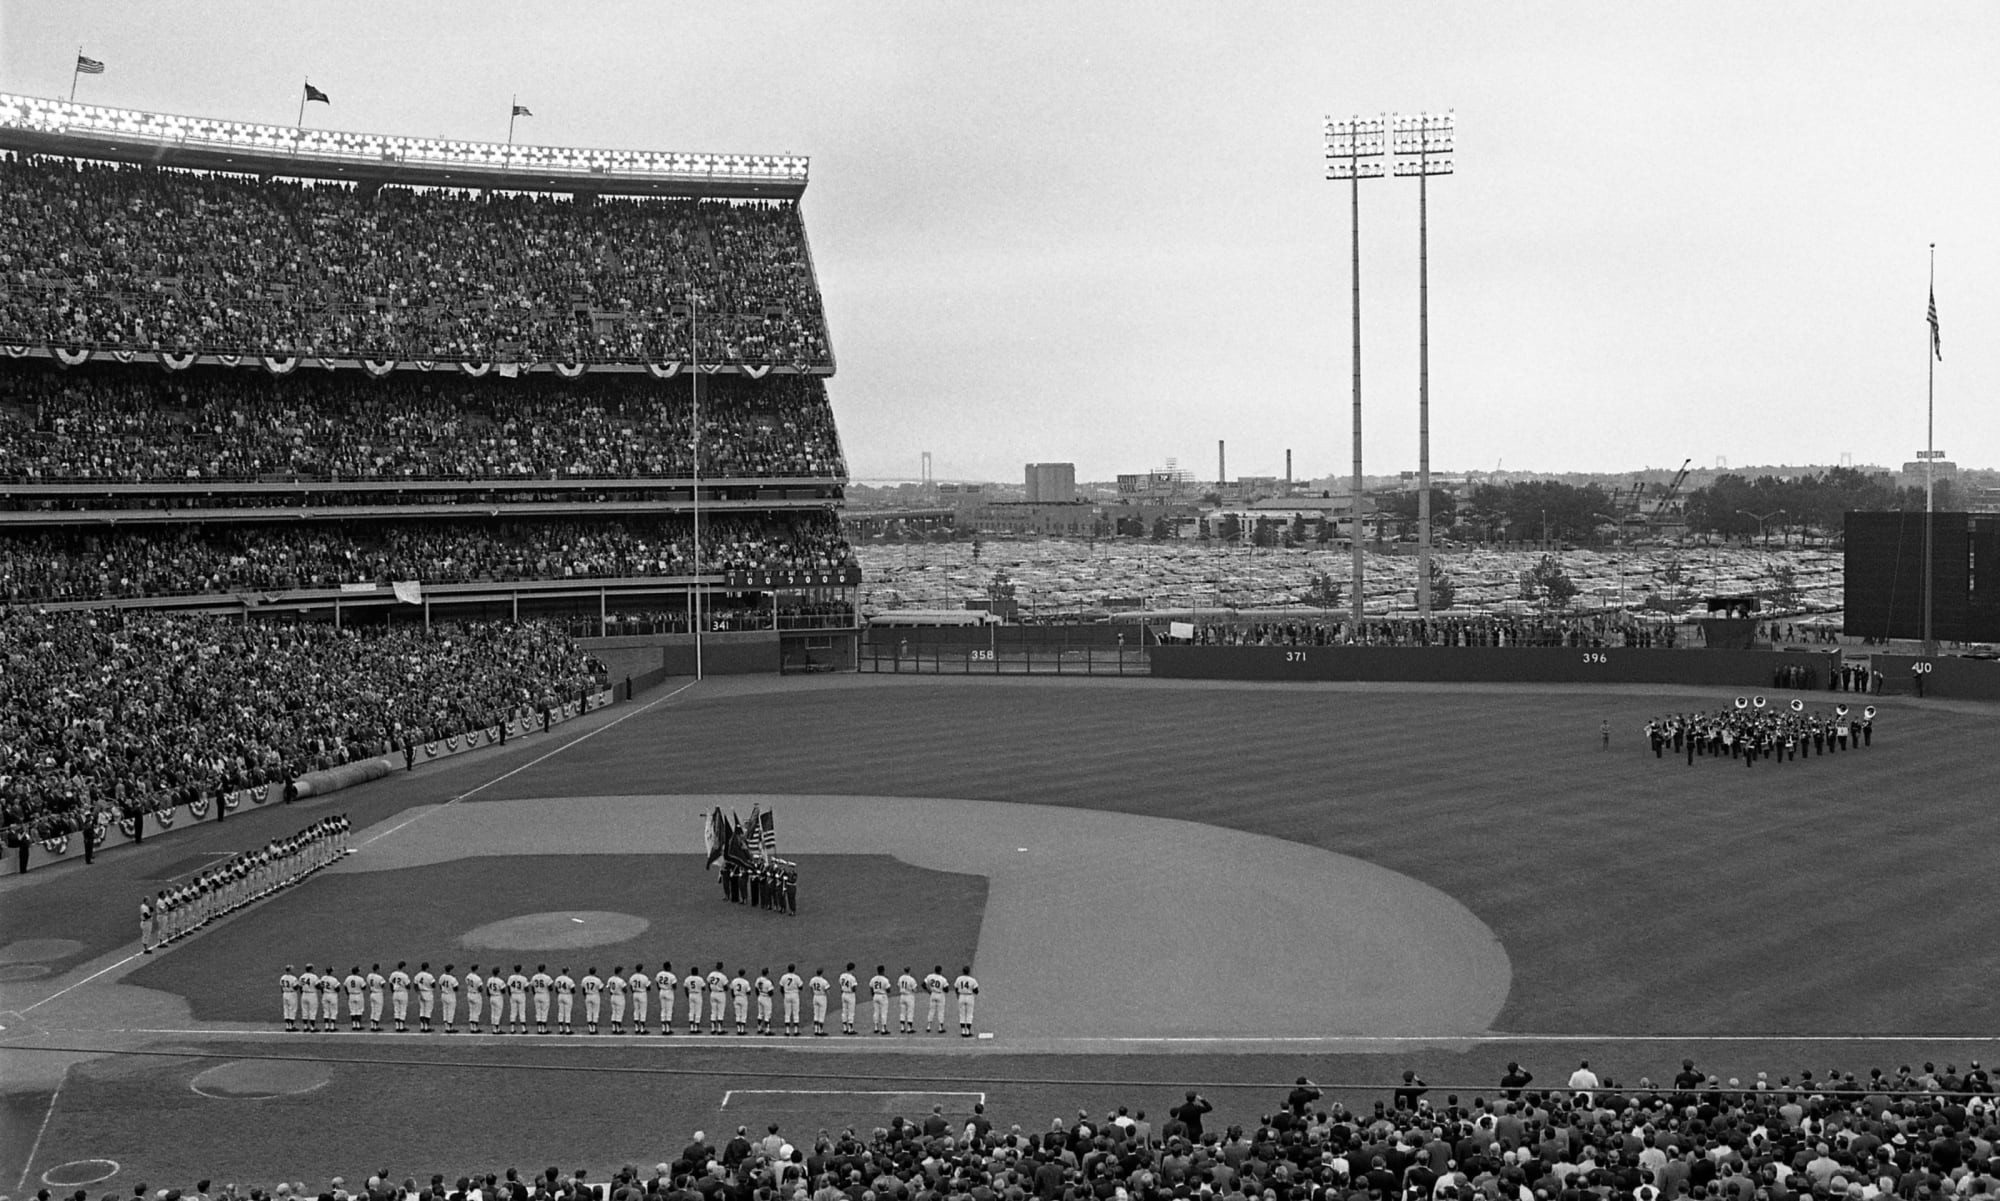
[1185,614,1679,649]
[0,366,844,483]
[0,513,852,602]
[0,611,604,845]
[0,155,830,364]
[39,1057,2000,1201]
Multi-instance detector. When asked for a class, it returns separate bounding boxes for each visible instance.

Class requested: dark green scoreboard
[1843,511,2000,641]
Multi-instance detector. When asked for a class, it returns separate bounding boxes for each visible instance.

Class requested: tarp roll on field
[292,757,395,800]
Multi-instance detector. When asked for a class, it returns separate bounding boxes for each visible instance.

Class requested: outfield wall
[1149,645,1840,687]
[583,630,779,681]
[1871,654,2000,701]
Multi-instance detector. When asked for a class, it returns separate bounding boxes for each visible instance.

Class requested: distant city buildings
[1025,462,1077,503]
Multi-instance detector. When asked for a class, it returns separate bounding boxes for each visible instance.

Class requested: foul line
[12,1069,65,1193]
[360,678,703,849]
[19,953,143,1015]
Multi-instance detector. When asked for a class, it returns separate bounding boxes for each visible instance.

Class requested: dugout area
[4,675,2000,1187]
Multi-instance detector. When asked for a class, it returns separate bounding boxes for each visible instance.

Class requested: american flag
[75,55,105,75]
[512,104,533,117]
[1929,287,1941,362]
[742,805,765,858]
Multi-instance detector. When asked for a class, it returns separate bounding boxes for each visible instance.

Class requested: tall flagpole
[508,95,518,146]
[297,79,308,128]
[690,291,704,681]
[70,46,82,102]
[1923,243,1935,657]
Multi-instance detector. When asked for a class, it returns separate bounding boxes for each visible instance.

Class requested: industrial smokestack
[1218,439,1226,487]
[1286,449,1292,487]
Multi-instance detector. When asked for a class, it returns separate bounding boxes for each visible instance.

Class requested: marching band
[1643,695,1875,765]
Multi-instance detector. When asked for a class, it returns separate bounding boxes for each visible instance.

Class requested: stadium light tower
[1392,111,1453,618]
[1325,114,1387,631]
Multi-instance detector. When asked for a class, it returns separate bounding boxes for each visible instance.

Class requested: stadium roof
[0,92,809,199]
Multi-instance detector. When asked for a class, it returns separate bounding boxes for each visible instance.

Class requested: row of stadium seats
[0,613,604,842]
[0,367,846,483]
[0,513,854,602]
[108,1063,2000,1201]
[0,156,830,364]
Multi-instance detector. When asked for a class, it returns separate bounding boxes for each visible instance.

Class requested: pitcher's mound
[462,911,650,950]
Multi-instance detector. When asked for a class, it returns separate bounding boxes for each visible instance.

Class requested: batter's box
[721,1089,985,1119]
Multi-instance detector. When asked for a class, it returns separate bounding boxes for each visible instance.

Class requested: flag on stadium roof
[1929,287,1941,362]
[304,82,330,104]
[75,55,105,75]
[512,103,532,117]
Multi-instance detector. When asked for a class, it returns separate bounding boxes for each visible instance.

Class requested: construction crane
[1650,458,1694,530]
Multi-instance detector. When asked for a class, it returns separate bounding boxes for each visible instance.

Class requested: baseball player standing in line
[389,961,412,1032]
[366,964,387,1032]
[838,963,859,1036]
[628,964,649,1034]
[280,964,299,1031]
[869,965,892,1035]
[581,966,604,1034]
[298,964,320,1031]
[438,964,459,1032]
[531,965,554,1034]
[655,962,677,1035]
[730,967,753,1036]
[684,966,704,1034]
[896,966,919,1034]
[555,967,576,1034]
[506,965,530,1034]
[414,963,436,1033]
[318,967,339,1030]
[344,966,367,1031]
[779,965,804,1036]
[923,966,949,1034]
[607,966,629,1034]
[462,965,483,1033]
[706,963,729,1034]
[484,966,506,1031]
[809,967,831,1037]
[953,966,980,1038]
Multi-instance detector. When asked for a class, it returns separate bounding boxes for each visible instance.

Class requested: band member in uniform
[415,963,436,1033]
[809,968,831,1037]
[389,962,412,1032]
[683,966,704,1034]
[953,966,980,1038]
[581,967,604,1034]
[706,963,729,1034]
[923,966,950,1034]
[463,964,484,1033]
[439,964,459,1032]
[299,964,320,1030]
[281,964,300,1031]
[627,964,649,1034]
[896,967,919,1034]
[607,966,629,1034]
[531,965,554,1034]
[318,966,339,1030]
[869,966,892,1035]
[500,965,524,1033]
[555,967,577,1034]
[655,962,677,1035]
[838,963,859,1036]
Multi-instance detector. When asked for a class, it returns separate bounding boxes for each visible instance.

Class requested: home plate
[978,1032,993,1039]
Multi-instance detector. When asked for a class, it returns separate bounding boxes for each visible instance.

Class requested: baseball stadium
[4,89,2000,1201]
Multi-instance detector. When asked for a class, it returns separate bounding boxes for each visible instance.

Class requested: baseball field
[3,672,1997,1189]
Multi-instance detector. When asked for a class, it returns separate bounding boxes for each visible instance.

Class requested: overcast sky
[4,2,1994,483]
